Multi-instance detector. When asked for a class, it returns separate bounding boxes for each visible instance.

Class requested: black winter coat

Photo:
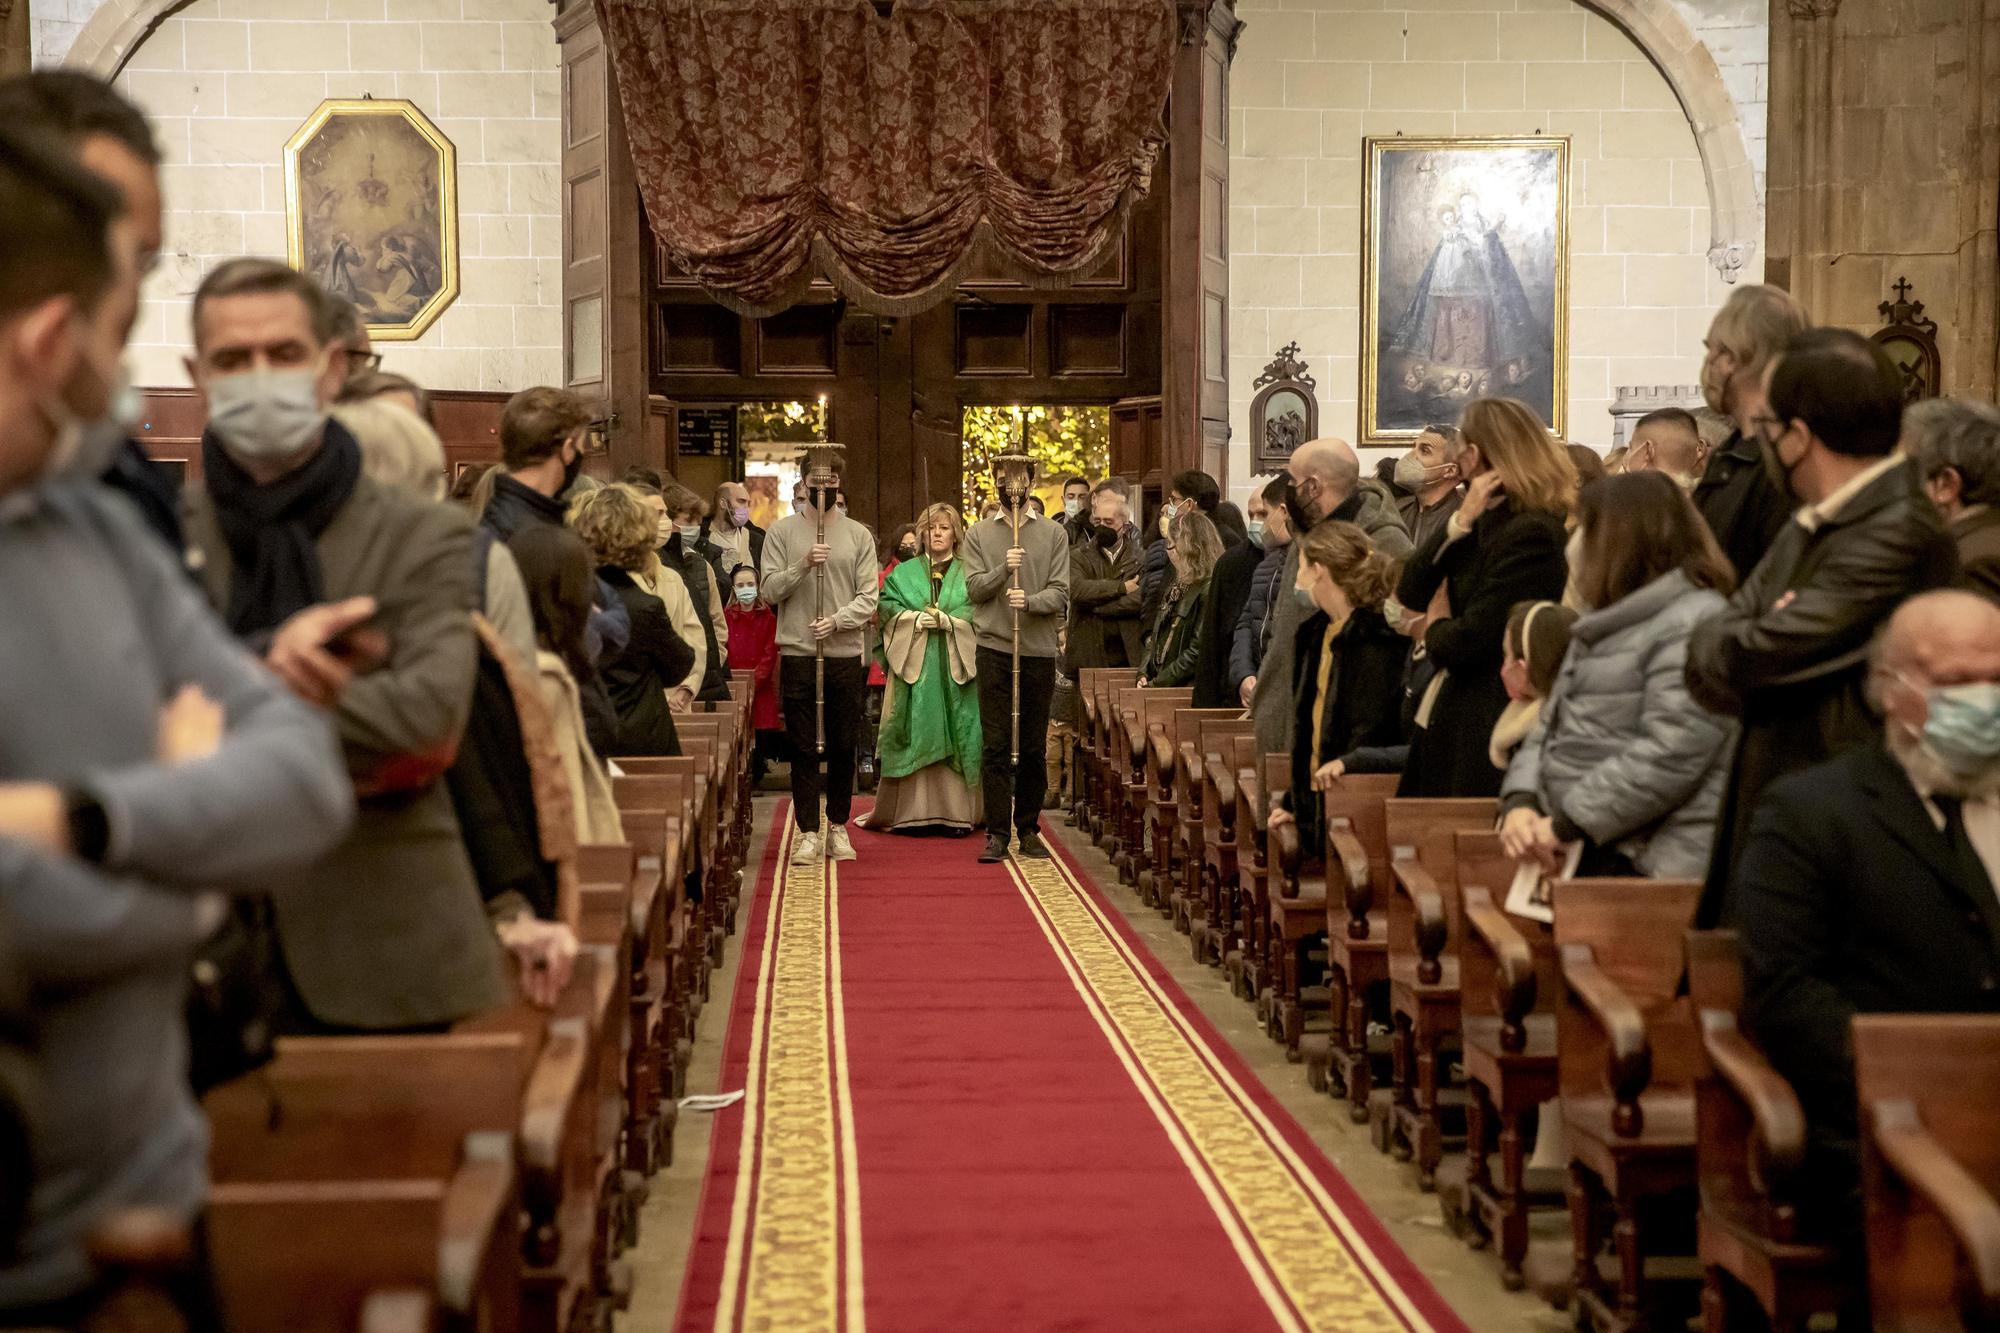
[663,534,731,701]
[1692,430,1792,583]
[597,566,696,757]
[1193,539,1264,708]
[1394,501,1569,797]
[1287,607,1408,850]
[1689,458,1957,923]
[1736,741,2000,1231]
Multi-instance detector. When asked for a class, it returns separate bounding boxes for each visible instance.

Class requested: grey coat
[186,476,507,1030]
[1502,571,1736,879]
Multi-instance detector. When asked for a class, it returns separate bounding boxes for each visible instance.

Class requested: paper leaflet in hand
[1503,842,1582,924]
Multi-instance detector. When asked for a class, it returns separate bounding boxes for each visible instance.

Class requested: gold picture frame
[284,98,459,342]
[1360,136,1569,446]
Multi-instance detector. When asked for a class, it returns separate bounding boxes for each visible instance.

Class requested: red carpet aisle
[674,802,1470,1333]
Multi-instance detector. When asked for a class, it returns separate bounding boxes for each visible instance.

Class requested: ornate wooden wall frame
[1248,342,1318,476]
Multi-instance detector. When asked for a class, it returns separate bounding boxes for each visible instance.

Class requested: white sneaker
[791,830,822,864]
[826,824,856,862]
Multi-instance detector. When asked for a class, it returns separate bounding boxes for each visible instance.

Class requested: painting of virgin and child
[1361,137,1569,444]
[285,99,460,340]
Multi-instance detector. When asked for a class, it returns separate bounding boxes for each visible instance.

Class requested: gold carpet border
[713,819,863,1333]
[1010,853,1433,1333]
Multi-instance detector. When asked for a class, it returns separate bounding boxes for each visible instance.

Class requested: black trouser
[781,654,865,831]
[976,646,1056,839]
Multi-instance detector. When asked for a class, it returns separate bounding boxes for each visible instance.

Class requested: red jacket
[724,602,782,731]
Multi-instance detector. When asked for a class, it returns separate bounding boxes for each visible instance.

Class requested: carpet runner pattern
[675,804,1469,1333]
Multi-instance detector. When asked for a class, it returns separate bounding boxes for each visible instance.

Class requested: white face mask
[655,517,675,546]
[1064,498,1083,518]
[205,363,328,463]
[678,522,703,546]
[735,584,757,606]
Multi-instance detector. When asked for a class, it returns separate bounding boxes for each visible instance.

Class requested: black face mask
[808,484,837,514]
[1281,475,1313,533]
[1093,523,1119,549]
[560,442,584,493]
[897,545,918,562]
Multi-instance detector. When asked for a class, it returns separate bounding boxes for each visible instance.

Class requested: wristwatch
[64,789,110,865]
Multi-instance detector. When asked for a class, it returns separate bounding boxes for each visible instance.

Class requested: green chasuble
[876,555,983,784]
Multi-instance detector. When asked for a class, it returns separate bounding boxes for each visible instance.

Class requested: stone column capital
[1709,240,1757,284]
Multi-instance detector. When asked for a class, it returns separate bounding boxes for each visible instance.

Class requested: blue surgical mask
[1291,582,1317,612]
[679,523,703,546]
[735,585,758,607]
[1246,519,1266,545]
[1922,682,2000,772]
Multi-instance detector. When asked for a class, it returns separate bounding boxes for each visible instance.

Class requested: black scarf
[204,420,362,636]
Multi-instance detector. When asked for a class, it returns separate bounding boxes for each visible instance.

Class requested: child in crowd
[724,563,783,785]
[1488,600,1578,771]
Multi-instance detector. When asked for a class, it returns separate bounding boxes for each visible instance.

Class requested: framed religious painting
[284,98,459,341]
[1360,136,1569,446]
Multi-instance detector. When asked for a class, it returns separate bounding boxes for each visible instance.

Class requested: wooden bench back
[209,1132,518,1333]
[1082,667,1139,746]
[206,1033,527,1184]
[1170,709,1248,802]
[1322,773,1401,919]
[1384,798,1496,958]
[1855,1014,2000,1328]
[1202,733,1261,841]
[1553,878,1702,1103]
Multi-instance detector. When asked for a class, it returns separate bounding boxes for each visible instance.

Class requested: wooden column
[1765,0,2000,397]
[554,0,659,479]
[1162,1,1240,490]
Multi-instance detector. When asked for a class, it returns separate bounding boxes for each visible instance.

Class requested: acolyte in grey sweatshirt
[0,481,354,1308]
[961,512,1071,658]
[758,508,880,660]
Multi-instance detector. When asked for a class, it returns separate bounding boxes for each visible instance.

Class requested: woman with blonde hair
[1139,508,1224,687]
[1265,522,1409,853]
[859,502,984,836]
[1392,397,1574,797]
[569,483,697,757]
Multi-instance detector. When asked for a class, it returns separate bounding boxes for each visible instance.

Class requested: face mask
[735,585,758,607]
[558,434,586,493]
[1394,451,1456,494]
[45,349,140,485]
[731,505,750,528]
[1922,682,2000,774]
[1282,476,1314,532]
[1563,528,1591,610]
[205,364,328,463]
[1093,523,1119,549]
[1292,580,1318,612]
[1246,519,1266,545]
[1064,498,1083,519]
[897,545,918,562]
[1158,507,1174,540]
[678,523,702,546]
[654,517,674,546]
[835,502,847,517]
[1756,422,1800,499]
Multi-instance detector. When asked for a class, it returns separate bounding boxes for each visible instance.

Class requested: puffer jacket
[1502,570,1736,878]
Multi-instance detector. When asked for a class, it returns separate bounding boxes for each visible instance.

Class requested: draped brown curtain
[598,0,1180,316]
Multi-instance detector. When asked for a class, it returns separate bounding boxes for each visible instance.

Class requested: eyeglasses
[345,349,383,374]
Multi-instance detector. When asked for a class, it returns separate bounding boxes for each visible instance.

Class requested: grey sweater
[759,510,880,660]
[0,482,353,1307]
[961,513,1071,658]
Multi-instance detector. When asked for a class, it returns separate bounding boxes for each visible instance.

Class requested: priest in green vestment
[859,503,984,835]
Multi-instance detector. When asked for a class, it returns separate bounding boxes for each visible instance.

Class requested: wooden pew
[1453,831,1560,1291]
[590,808,678,1172]
[1075,667,1139,840]
[205,1034,531,1332]
[1303,771,1400,1119]
[1112,687,1191,894]
[1153,708,1245,928]
[1687,930,1855,1331]
[1226,753,1275,1005]
[1555,877,1703,1332]
[1856,1014,2000,1333]
[1195,732,1261,970]
[1382,797,1496,1189]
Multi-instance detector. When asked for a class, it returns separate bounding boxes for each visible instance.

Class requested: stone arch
[1573,0,1764,282]
[70,0,1763,281]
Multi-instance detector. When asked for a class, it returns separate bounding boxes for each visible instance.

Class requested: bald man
[1733,590,2000,1253]
[1247,436,1414,755]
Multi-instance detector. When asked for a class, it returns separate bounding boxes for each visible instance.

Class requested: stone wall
[1227,0,1749,483]
[105,0,563,392]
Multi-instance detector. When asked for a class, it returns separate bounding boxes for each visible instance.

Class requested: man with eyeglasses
[1691,285,1809,580]
[1687,327,1958,925]
[321,294,382,383]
